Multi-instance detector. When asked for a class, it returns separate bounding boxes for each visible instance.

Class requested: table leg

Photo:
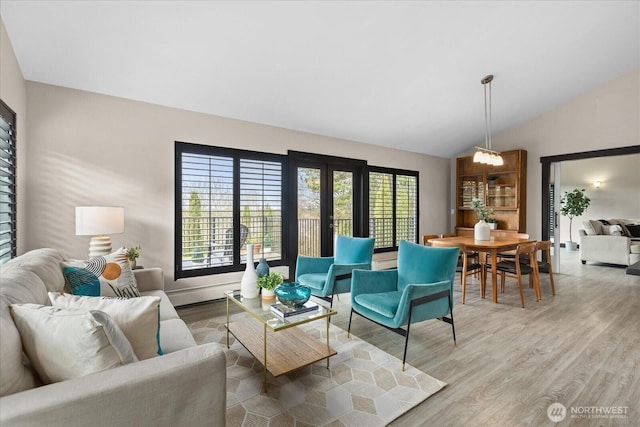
[490,249,498,303]
[226,297,230,348]
[263,323,268,393]
[326,316,330,369]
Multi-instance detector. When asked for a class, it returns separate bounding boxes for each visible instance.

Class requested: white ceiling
[1,1,639,158]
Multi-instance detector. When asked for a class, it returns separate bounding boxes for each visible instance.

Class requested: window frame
[0,99,17,264]
[367,165,419,252]
[175,142,288,279]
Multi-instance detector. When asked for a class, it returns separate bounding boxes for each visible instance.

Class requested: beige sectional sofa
[0,248,226,427]
[579,219,640,266]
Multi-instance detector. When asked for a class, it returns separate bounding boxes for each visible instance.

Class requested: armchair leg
[403,321,411,372]
[347,308,354,338]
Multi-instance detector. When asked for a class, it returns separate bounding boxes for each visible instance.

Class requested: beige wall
[0,18,27,254]
[25,82,450,304]
[452,68,640,241]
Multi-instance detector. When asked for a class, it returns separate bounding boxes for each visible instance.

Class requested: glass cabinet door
[486,173,517,208]
[460,175,484,208]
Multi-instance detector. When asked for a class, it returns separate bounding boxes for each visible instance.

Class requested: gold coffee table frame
[225,290,337,392]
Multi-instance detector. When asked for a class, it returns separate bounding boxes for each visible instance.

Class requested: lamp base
[89,235,112,258]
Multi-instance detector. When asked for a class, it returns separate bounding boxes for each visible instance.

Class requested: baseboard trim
[168,283,238,307]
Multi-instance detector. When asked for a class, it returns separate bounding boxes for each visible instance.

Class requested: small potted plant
[486,218,498,230]
[127,246,141,269]
[560,188,591,251]
[257,271,283,300]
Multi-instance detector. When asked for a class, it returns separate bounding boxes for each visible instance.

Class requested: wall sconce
[594,180,602,189]
[76,206,125,257]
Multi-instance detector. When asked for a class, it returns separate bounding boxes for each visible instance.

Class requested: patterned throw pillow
[61,248,140,298]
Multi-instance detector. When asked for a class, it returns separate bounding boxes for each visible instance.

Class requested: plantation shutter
[395,174,417,244]
[369,171,394,249]
[0,100,16,264]
[239,159,283,262]
[180,153,234,272]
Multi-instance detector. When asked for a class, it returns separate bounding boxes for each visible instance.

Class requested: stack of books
[270,301,318,318]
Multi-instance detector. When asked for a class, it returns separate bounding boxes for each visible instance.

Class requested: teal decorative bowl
[274,282,311,308]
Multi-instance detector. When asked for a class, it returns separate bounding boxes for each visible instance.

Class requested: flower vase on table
[474,220,490,241]
[240,244,259,298]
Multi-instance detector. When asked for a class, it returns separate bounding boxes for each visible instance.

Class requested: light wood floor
[177,251,640,426]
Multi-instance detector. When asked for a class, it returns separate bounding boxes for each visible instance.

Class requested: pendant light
[473,74,504,166]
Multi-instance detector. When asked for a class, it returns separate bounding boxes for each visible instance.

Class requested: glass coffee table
[225,290,337,392]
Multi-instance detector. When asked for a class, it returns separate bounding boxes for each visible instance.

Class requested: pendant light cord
[484,78,492,151]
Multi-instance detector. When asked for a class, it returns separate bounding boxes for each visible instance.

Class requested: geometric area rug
[188,313,447,427]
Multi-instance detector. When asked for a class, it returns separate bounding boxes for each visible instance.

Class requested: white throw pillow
[602,224,624,236]
[582,220,599,235]
[49,293,162,360]
[9,303,138,384]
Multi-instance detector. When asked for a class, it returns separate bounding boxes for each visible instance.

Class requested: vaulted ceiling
[1,1,638,157]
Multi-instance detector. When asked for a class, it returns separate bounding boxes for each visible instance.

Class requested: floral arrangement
[470,198,494,222]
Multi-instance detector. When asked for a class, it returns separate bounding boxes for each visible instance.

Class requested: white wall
[24,82,450,305]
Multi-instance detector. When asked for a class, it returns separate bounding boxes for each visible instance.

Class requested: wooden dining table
[428,235,535,303]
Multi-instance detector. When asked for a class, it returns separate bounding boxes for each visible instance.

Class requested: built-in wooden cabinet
[456,149,527,234]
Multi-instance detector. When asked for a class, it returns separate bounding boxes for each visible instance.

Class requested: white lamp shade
[75,207,125,236]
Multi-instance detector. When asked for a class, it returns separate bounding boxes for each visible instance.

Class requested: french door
[289,152,365,259]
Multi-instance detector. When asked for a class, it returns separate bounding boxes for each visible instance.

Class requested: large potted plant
[560,188,591,251]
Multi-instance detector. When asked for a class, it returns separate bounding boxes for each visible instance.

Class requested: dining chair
[440,232,480,277]
[490,241,540,307]
[422,234,439,246]
[534,241,556,297]
[493,232,530,261]
[295,235,375,307]
[431,241,483,303]
[348,241,459,370]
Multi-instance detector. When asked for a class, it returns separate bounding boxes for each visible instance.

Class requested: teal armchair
[348,240,460,369]
[295,235,375,306]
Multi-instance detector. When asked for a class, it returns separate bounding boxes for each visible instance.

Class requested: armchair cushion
[297,273,327,291]
[354,291,403,319]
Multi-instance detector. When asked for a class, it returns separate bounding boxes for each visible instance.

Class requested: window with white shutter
[0,100,16,264]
